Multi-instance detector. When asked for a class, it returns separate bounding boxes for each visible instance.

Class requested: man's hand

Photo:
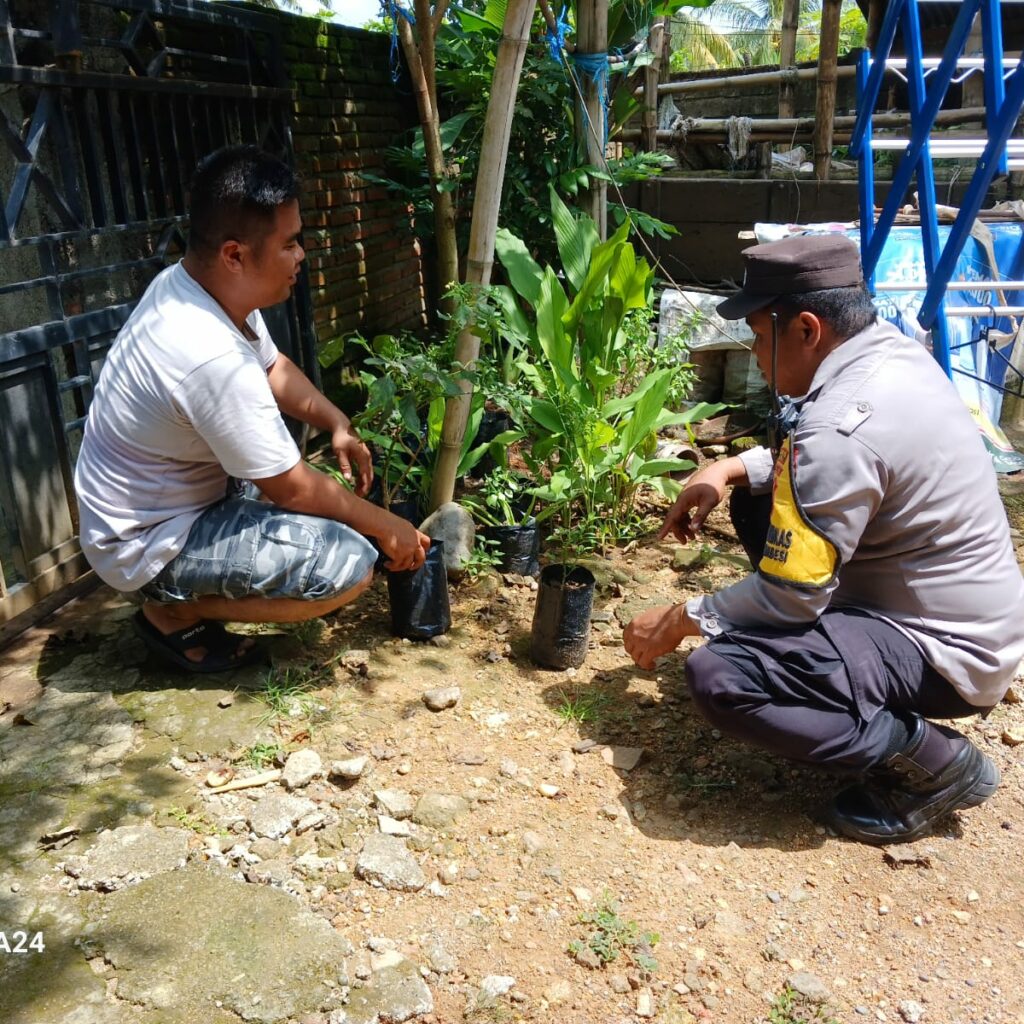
[623,603,699,670]
[376,513,431,572]
[659,456,749,544]
[331,423,374,497]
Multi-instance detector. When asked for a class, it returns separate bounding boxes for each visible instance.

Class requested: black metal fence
[0,0,315,637]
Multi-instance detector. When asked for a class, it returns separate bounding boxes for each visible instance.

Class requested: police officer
[624,234,1024,845]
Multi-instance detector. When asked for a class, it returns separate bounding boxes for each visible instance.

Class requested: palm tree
[671,0,843,72]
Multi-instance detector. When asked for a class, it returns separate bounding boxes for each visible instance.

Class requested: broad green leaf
[398,393,421,437]
[526,397,564,435]
[631,457,697,480]
[483,0,508,29]
[653,401,729,429]
[563,220,631,336]
[549,185,599,293]
[495,228,543,305]
[645,475,683,501]
[455,6,502,32]
[410,111,474,161]
[536,267,576,388]
[620,368,676,456]
[492,284,533,344]
[427,395,446,448]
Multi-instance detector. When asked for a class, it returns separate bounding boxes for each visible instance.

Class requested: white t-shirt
[74,262,301,591]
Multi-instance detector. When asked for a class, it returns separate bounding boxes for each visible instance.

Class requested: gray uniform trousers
[684,489,986,775]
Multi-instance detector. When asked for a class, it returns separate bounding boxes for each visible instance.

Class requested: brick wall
[283,17,427,341]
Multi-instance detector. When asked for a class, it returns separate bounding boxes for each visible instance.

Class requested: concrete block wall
[283,17,427,340]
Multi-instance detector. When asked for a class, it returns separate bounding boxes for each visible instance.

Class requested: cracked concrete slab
[87,865,355,1024]
[64,824,191,891]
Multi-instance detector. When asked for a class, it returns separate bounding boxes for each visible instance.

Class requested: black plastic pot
[469,408,513,478]
[368,480,421,525]
[485,518,540,577]
[529,564,596,669]
[387,540,451,640]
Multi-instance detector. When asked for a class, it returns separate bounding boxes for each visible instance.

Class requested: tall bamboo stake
[641,16,667,152]
[428,0,538,512]
[398,10,459,312]
[575,0,608,239]
[777,0,801,145]
[812,0,843,180]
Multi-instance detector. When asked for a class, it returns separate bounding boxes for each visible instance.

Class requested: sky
[298,0,380,27]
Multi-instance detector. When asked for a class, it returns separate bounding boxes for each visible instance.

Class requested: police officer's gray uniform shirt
[687,318,1024,708]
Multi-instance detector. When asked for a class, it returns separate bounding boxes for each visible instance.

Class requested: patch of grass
[568,894,659,974]
[255,667,320,724]
[235,742,283,770]
[165,805,227,837]
[766,986,839,1024]
[553,687,613,726]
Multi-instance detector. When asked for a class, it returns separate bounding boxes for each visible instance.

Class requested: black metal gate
[0,0,315,638]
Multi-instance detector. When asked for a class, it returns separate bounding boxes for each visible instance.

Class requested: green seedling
[554,688,613,725]
[568,894,659,974]
[767,986,840,1024]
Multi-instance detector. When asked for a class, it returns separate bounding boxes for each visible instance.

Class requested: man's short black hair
[187,146,299,258]
[771,283,878,341]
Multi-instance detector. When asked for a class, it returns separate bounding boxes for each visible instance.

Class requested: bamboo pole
[812,0,843,180]
[641,16,667,152]
[575,0,608,239]
[636,63,857,97]
[618,106,990,141]
[428,0,538,512]
[777,0,801,144]
[397,14,459,314]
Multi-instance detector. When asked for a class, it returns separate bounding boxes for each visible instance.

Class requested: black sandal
[133,611,266,674]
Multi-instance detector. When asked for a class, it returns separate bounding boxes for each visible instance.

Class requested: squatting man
[74,146,430,672]
[624,235,1024,845]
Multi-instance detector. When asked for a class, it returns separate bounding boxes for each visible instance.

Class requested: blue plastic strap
[569,50,610,149]
[380,0,416,83]
[545,4,571,64]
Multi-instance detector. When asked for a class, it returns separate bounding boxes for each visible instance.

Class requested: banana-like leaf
[600,365,671,420]
[563,220,630,337]
[526,397,565,435]
[492,284,533,344]
[549,185,599,293]
[618,368,676,457]
[630,457,697,480]
[536,267,576,389]
[410,112,474,160]
[645,475,683,501]
[495,228,543,306]
[652,401,729,431]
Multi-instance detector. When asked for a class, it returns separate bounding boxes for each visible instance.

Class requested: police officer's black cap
[716,235,864,320]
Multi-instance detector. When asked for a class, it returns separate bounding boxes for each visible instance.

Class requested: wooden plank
[0,560,97,647]
[813,0,844,180]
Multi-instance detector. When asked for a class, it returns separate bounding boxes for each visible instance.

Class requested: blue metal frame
[853,0,1024,381]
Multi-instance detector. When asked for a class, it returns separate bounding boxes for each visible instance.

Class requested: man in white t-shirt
[74,146,430,672]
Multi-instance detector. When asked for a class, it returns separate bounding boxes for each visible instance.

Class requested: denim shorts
[139,497,377,604]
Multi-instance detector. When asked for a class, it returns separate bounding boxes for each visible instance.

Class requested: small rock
[1001,728,1024,746]
[558,750,576,777]
[542,980,572,1006]
[521,831,546,856]
[249,793,317,840]
[374,789,415,821]
[609,974,631,994]
[282,749,323,790]
[378,815,412,837]
[572,739,597,754]
[787,972,830,1004]
[169,756,187,772]
[950,910,971,924]
[423,686,461,712]
[672,547,705,571]
[330,755,368,781]
[63,824,189,891]
[354,834,425,892]
[438,862,459,886]
[429,634,452,649]
[636,988,655,1018]
[412,793,470,830]
[600,745,644,771]
[295,812,325,835]
[538,783,560,798]
[217,694,235,708]
[422,935,456,974]
[476,975,516,1007]
[570,886,592,905]
[899,1000,925,1023]
[573,945,602,970]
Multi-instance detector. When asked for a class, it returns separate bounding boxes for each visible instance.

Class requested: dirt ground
[2,497,1023,1024]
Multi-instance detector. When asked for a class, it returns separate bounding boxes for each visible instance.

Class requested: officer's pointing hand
[623,604,698,670]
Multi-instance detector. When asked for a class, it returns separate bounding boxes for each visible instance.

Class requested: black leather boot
[821,717,1000,845]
